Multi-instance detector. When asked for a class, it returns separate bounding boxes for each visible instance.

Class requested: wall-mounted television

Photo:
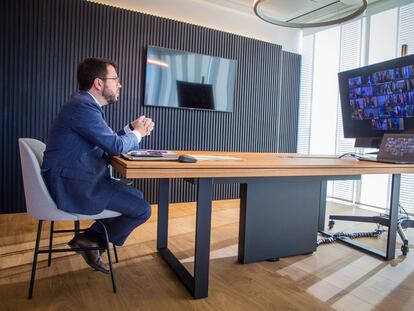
[144,46,237,112]
[338,54,414,148]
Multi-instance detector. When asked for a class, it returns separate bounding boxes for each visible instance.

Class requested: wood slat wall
[0,0,301,213]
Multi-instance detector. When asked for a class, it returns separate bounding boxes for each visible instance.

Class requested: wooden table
[111,152,414,298]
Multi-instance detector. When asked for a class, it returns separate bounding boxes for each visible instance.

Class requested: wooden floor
[1,199,414,311]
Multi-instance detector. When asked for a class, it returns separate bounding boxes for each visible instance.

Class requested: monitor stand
[354,137,382,149]
[328,214,414,256]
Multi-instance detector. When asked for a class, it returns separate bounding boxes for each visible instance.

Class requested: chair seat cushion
[72,209,122,220]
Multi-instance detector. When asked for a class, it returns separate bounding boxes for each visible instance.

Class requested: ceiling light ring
[253,0,368,28]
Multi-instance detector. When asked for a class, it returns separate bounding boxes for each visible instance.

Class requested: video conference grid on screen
[348,64,414,131]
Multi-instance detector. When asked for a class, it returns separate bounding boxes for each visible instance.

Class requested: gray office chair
[18,138,121,299]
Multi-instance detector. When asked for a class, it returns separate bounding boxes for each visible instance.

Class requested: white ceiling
[203,0,383,23]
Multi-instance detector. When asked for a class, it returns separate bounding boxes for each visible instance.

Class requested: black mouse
[178,154,197,163]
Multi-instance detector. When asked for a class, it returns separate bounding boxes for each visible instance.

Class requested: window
[310,27,340,155]
[333,19,362,202]
[297,35,314,154]
[398,2,414,214]
[298,3,414,213]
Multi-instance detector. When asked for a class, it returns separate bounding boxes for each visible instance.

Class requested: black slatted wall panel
[0,0,301,213]
[278,51,301,152]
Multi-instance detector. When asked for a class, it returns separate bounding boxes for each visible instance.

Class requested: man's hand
[131,115,154,137]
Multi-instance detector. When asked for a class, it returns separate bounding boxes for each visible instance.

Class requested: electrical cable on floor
[317,228,385,246]
[316,236,336,245]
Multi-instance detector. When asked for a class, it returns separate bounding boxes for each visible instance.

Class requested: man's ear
[92,78,103,91]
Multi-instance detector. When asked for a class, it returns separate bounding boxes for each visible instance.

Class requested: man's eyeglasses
[100,77,121,84]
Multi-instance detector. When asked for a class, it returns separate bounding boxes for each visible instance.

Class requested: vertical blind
[332,19,361,202]
[297,35,314,155]
[398,2,414,214]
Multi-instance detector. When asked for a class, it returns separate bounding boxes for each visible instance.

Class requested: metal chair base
[28,220,118,299]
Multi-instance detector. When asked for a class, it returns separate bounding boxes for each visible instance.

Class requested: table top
[111,151,414,179]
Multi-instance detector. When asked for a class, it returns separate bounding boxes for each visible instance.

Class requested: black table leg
[157,178,213,299]
[157,179,170,250]
[319,174,401,260]
[386,173,400,260]
[193,178,213,298]
[318,180,328,231]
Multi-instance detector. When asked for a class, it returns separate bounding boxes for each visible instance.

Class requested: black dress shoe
[68,233,110,274]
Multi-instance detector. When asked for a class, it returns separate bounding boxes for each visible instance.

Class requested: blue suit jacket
[41,91,139,215]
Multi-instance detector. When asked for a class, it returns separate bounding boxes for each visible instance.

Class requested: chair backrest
[18,138,76,220]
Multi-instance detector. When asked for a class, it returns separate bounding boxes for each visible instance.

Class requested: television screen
[144,46,236,112]
[339,54,414,146]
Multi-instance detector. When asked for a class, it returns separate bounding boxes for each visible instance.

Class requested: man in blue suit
[42,58,154,273]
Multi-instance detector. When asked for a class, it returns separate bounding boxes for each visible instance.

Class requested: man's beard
[102,86,119,105]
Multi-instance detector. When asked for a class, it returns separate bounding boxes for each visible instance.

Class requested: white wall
[90,0,302,54]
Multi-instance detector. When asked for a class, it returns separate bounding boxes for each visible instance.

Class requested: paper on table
[187,155,243,161]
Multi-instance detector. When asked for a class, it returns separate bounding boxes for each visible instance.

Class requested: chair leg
[47,221,54,266]
[113,244,119,263]
[28,220,43,299]
[96,220,117,293]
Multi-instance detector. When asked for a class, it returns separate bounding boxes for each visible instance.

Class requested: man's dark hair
[77,58,118,91]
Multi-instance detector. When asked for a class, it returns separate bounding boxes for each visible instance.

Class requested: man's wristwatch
[128,123,134,131]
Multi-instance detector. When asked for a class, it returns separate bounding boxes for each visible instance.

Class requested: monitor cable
[338,151,379,159]
[317,228,385,246]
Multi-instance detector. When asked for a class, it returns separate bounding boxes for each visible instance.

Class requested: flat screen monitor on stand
[338,54,414,150]
[332,54,414,256]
